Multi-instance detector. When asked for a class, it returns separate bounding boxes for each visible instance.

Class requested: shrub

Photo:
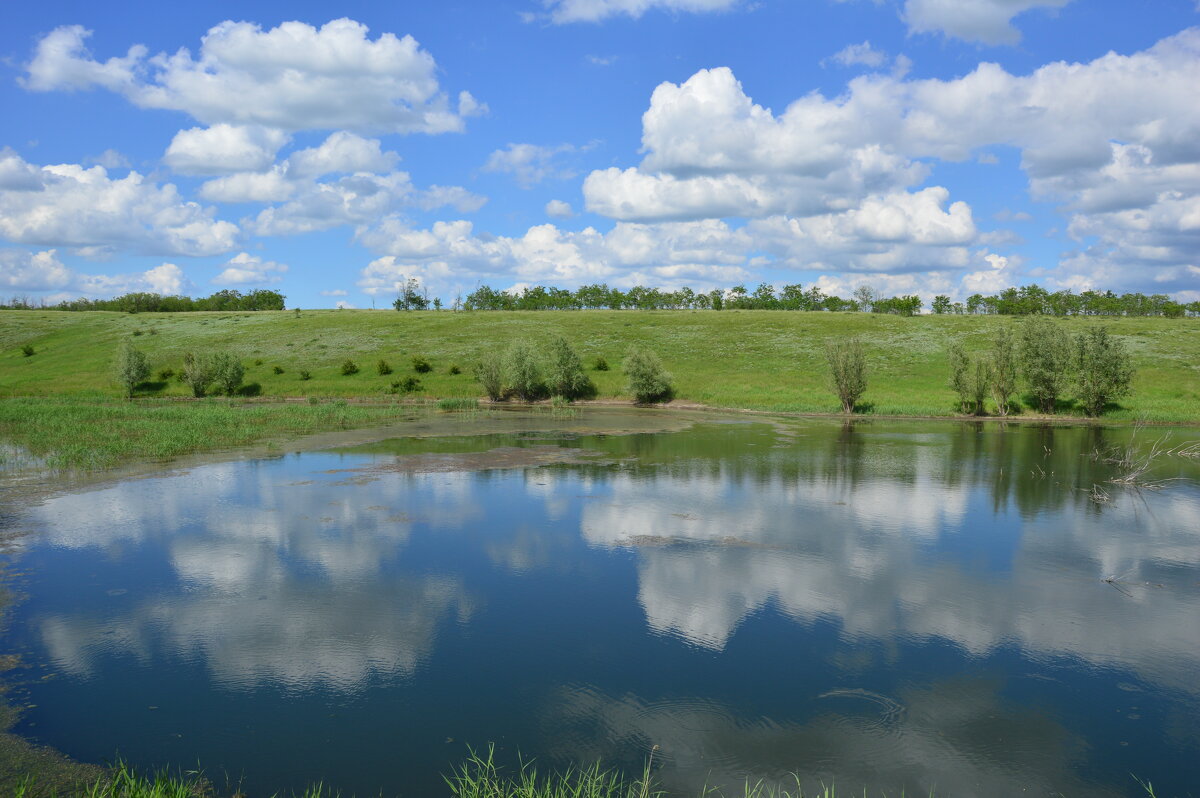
[341,359,359,376]
[391,376,423,394]
[272,365,285,375]
[1018,317,1072,413]
[825,338,867,413]
[148,328,157,335]
[474,351,505,401]
[114,341,150,399]
[412,356,432,373]
[448,364,462,375]
[505,341,542,401]
[547,336,590,400]
[990,326,1018,416]
[20,344,35,357]
[377,359,393,376]
[1074,326,1133,416]
[947,342,991,415]
[253,358,263,366]
[299,370,312,381]
[593,356,609,371]
[623,346,673,404]
[181,352,215,397]
[157,368,175,381]
[131,329,143,336]
[211,353,245,396]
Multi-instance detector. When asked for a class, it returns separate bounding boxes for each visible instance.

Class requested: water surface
[1,413,1198,796]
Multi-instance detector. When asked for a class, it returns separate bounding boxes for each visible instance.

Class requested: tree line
[2,289,286,313]
[457,283,1197,317]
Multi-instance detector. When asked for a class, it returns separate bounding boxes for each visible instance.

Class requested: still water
[1,411,1198,797]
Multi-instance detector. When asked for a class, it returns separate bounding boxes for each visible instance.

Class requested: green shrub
[391,376,423,394]
[505,341,543,401]
[449,364,462,375]
[593,356,609,371]
[947,342,990,415]
[211,353,245,396]
[825,338,867,413]
[272,365,285,375]
[377,359,393,375]
[547,336,590,400]
[622,346,672,404]
[181,352,215,397]
[1018,317,1072,413]
[341,359,359,376]
[1075,326,1133,416]
[131,329,143,336]
[157,368,175,381]
[474,351,505,401]
[299,370,312,381]
[254,358,263,366]
[990,326,1018,416]
[20,344,35,357]
[412,356,432,373]
[114,341,151,399]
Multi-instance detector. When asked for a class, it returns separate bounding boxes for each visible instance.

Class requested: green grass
[438,397,481,411]
[1,310,1197,470]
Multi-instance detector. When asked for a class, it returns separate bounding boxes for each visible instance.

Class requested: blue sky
[1,0,1198,308]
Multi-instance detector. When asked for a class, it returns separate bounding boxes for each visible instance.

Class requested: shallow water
[1,413,1198,797]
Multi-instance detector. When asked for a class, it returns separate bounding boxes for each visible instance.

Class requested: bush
[623,346,672,404]
[1018,317,1072,413]
[211,352,245,396]
[1075,326,1133,416]
[593,356,609,371]
[20,344,35,357]
[474,351,505,401]
[253,358,263,366]
[157,368,175,381]
[114,341,150,399]
[341,359,359,376]
[547,336,590,400]
[947,342,990,415]
[412,356,432,373]
[505,341,543,401]
[299,370,312,381]
[131,329,143,336]
[990,326,1018,416]
[181,352,215,397]
[391,377,422,394]
[825,338,867,413]
[377,359,393,376]
[448,364,462,375]
[272,365,285,375]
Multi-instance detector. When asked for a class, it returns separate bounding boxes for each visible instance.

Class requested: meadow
[1,309,1197,468]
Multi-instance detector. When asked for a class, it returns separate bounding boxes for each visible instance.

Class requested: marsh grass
[438,397,480,411]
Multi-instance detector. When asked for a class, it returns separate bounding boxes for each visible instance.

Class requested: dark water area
[1,413,1198,797]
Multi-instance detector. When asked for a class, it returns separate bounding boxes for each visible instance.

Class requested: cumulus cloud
[904,0,1072,45]
[23,19,477,135]
[252,172,415,236]
[546,199,575,218]
[0,151,238,256]
[483,143,579,188]
[537,0,741,24]
[0,248,191,296]
[418,185,488,213]
[213,252,288,285]
[285,131,400,179]
[164,124,290,175]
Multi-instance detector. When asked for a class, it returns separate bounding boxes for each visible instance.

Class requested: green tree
[1018,317,1072,413]
[623,346,672,403]
[181,352,215,398]
[931,295,952,315]
[114,341,150,399]
[825,338,867,413]
[1074,326,1133,416]
[505,340,542,401]
[473,350,505,401]
[211,352,245,396]
[990,325,1018,416]
[546,336,589,400]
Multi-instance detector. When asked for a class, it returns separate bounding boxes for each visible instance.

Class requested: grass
[438,397,481,411]
[0,309,1197,469]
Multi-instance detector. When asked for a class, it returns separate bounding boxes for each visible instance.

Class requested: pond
[1,410,1198,797]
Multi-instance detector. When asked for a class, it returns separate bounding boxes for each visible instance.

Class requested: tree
[1074,326,1133,416]
[1018,316,1072,413]
[947,341,992,415]
[931,295,952,315]
[825,338,867,413]
[211,352,245,396]
[546,336,589,400]
[990,325,1018,416]
[181,352,215,398]
[114,341,150,398]
[473,351,505,401]
[505,340,542,401]
[623,346,672,403]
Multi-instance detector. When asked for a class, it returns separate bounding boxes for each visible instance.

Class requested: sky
[1,0,1198,309]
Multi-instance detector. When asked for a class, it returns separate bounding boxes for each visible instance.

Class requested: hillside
[2,309,1198,421]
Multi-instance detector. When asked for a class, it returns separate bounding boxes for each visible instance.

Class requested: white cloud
[538,0,741,23]
[252,172,415,236]
[904,0,1072,45]
[24,20,475,135]
[199,167,295,204]
[320,289,348,297]
[824,40,888,68]
[0,152,238,256]
[164,124,290,176]
[546,199,575,218]
[213,252,288,285]
[285,131,400,179]
[418,185,488,213]
[483,143,579,188]
[86,149,130,170]
[0,248,192,296]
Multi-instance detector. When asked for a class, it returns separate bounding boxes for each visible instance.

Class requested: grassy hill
[2,309,1198,420]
